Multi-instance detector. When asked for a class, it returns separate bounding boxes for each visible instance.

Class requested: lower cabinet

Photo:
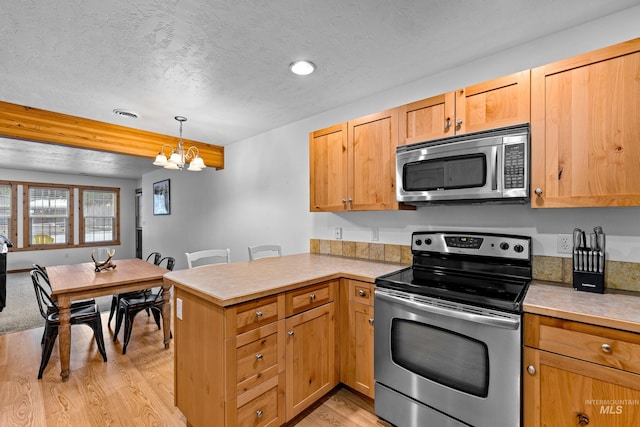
[524,314,640,426]
[285,302,337,420]
[340,279,375,398]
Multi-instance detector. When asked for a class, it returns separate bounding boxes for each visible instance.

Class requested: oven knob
[514,244,524,253]
[500,242,510,251]
[425,238,432,245]
[415,239,422,246]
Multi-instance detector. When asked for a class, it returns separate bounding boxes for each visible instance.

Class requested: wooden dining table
[47,258,171,382]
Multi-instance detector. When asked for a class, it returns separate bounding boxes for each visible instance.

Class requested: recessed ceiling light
[289,60,316,76]
[113,109,139,119]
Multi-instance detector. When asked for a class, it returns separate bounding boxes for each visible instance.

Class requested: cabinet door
[348,109,400,211]
[285,302,337,421]
[531,39,640,207]
[523,347,640,427]
[398,92,456,145]
[309,123,348,212]
[461,70,530,134]
[341,301,374,398]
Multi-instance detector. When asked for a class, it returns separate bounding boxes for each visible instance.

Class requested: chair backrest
[158,256,176,271]
[31,269,57,320]
[248,244,282,261]
[32,263,50,282]
[146,252,162,265]
[185,249,231,268]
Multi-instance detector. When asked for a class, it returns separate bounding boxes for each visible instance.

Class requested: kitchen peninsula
[163,253,403,427]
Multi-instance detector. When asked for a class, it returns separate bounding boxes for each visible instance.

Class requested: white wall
[141,6,640,269]
[0,168,139,270]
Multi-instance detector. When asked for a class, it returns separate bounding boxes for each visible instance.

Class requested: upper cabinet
[398,70,531,145]
[310,109,411,211]
[530,38,640,208]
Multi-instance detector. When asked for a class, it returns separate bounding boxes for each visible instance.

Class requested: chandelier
[153,116,206,171]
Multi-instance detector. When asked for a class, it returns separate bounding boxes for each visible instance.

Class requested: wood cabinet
[174,290,286,427]
[398,70,530,145]
[285,281,338,421]
[524,313,640,426]
[309,109,409,211]
[340,279,375,398]
[530,38,640,208]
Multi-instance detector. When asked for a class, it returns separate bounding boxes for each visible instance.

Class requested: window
[80,188,119,244]
[28,186,71,246]
[0,183,13,239]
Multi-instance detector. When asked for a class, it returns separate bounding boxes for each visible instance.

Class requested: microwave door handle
[491,146,498,191]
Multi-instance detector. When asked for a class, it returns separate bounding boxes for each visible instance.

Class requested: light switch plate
[176,298,183,320]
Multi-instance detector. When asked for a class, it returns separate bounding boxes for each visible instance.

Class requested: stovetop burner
[376,231,532,313]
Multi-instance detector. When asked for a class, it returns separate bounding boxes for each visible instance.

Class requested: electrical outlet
[334,227,342,240]
[176,298,183,320]
[557,234,573,254]
[371,227,379,241]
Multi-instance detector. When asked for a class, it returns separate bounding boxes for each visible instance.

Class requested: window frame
[24,183,73,248]
[79,186,120,246]
[0,181,17,245]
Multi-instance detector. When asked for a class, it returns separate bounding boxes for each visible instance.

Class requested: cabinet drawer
[233,295,282,335]
[236,322,280,395]
[526,314,640,375]
[285,280,336,317]
[348,281,374,305]
[236,376,280,427]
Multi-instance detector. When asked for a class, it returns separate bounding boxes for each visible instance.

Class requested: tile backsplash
[311,239,640,293]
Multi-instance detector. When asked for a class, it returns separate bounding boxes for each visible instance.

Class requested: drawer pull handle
[310,293,316,301]
[368,318,374,325]
[358,289,366,297]
[256,311,263,318]
[288,331,294,336]
[256,409,263,418]
[577,413,589,425]
[601,343,612,353]
[256,353,263,360]
[527,365,536,375]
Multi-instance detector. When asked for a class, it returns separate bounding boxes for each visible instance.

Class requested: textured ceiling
[1,0,638,178]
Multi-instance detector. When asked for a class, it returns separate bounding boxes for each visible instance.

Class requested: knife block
[573,252,605,294]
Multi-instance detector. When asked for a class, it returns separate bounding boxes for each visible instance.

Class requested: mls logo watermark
[585,399,639,415]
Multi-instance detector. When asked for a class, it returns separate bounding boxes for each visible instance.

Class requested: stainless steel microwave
[396,125,529,205]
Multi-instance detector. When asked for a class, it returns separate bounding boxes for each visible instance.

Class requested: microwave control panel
[504,142,526,189]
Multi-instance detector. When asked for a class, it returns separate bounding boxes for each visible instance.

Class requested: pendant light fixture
[153,116,206,171]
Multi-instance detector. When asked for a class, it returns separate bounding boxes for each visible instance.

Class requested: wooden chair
[248,244,282,260]
[31,269,107,379]
[113,257,175,354]
[185,248,231,268]
[108,252,161,327]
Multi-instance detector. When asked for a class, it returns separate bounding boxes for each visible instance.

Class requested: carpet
[0,272,113,334]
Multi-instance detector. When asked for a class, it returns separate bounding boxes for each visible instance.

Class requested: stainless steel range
[374,231,532,427]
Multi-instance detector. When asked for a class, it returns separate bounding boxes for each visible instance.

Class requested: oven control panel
[412,231,530,260]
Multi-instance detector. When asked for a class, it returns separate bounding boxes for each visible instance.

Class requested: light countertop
[164,253,405,307]
[524,280,640,334]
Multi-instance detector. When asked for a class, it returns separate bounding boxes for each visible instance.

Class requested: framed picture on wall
[153,179,171,215]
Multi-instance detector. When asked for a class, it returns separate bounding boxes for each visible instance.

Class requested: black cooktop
[375,231,533,313]
[376,266,530,313]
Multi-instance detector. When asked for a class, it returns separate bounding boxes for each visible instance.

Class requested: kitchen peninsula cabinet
[167,254,404,427]
[309,109,410,211]
[340,279,375,398]
[398,70,530,145]
[523,314,640,426]
[285,281,338,420]
[530,38,640,208]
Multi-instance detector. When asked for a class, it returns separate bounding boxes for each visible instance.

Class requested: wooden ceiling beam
[0,100,224,170]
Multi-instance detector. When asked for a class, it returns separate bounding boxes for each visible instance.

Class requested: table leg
[57,295,71,382]
[162,282,171,349]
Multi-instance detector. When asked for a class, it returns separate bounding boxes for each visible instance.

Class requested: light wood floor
[0,312,391,426]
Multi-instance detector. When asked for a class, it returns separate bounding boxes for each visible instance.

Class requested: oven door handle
[376,290,520,330]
